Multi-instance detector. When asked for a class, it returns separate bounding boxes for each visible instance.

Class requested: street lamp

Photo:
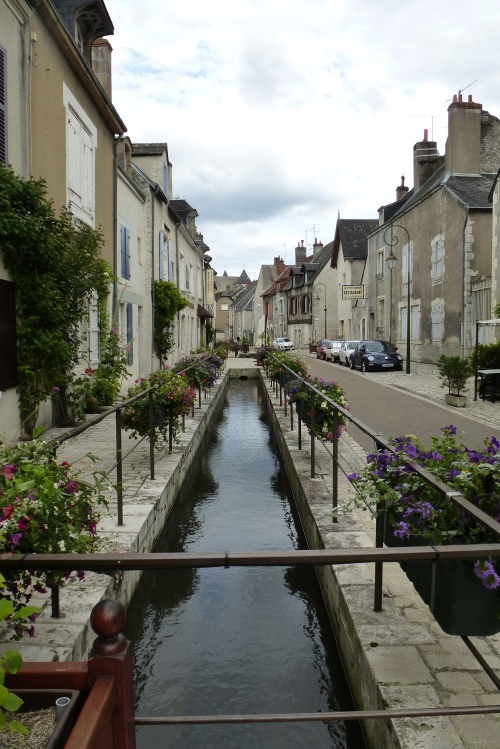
[383,224,411,374]
[385,248,397,344]
[314,283,327,338]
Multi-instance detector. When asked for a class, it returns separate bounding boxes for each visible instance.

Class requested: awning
[197,304,213,318]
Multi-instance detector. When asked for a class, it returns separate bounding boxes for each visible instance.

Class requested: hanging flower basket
[295,400,326,427]
[349,427,500,637]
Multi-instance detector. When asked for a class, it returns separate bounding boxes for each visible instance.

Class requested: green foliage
[437,355,472,396]
[154,280,188,363]
[0,164,113,434]
[0,439,108,627]
[471,342,500,370]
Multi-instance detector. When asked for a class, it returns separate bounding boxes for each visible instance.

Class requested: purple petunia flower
[442,425,457,435]
[10,533,22,548]
[394,521,410,539]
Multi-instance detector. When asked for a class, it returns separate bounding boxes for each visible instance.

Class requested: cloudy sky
[104,0,500,279]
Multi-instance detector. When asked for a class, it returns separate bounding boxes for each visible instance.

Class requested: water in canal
[126,379,366,749]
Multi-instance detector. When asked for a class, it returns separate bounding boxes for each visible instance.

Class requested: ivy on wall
[0,163,113,435]
[153,279,188,365]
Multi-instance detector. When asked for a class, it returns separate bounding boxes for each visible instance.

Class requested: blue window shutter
[159,232,165,280]
[121,225,131,280]
[126,303,133,364]
[167,239,173,282]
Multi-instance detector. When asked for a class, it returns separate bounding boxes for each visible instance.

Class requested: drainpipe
[461,207,469,357]
[112,137,119,318]
[175,221,181,353]
[151,187,156,368]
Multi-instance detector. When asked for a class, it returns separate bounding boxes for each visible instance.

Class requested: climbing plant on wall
[0,163,113,435]
[153,279,188,365]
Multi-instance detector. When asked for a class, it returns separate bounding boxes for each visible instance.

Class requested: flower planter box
[295,401,326,427]
[308,345,317,353]
[444,393,467,407]
[0,689,82,749]
[383,510,500,636]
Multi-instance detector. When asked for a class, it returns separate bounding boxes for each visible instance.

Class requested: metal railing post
[332,410,339,521]
[374,501,385,611]
[148,391,155,480]
[115,408,124,526]
[50,584,60,618]
[169,418,173,453]
[310,392,315,478]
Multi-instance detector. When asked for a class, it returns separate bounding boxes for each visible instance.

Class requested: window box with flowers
[347,426,500,636]
[284,376,349,442]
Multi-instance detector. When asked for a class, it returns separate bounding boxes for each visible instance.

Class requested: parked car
[316,339,332,360]
[338,340,360,366]
[325,340,343,362]
[273,337,294,351]
[350,340,403,372]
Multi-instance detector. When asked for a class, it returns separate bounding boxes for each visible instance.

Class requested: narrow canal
[126,379,367,749]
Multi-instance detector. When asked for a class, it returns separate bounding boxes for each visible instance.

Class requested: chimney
[445,94,482,175]
[274,256,285,276]
[413,128,440,191]
[313,238,324,258]
[91,38,113,99]
[396,175,409,202]
[295,240,307,266]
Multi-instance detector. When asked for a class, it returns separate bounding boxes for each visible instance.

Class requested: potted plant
[346,426,500,636]
[437,355,472,407]
[0,439,108,623]
[255,345,274,367]
[284,376,349,442]
[308,339,319,354]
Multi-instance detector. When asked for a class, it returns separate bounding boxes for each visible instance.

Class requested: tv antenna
[446,80,477,101]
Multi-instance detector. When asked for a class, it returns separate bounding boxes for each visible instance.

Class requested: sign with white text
[342,285,365,300]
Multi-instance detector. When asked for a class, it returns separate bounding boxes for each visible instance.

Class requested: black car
[350,340,403,372]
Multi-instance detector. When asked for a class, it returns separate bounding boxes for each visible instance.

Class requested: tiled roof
[132,143,168,155]
[332,220,377,267]
[169,199,198,222]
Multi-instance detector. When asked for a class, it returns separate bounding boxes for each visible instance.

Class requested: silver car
[272,337,295,351]
[338,340,360,366]
[325,340,343,362]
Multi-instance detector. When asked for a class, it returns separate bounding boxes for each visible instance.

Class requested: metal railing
[42,353,225,616]
[263,355,500,615]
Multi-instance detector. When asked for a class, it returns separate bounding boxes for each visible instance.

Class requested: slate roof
[169,199,198,223]
[132,143,168,156]
[390,164,495,221]
[331,221,377,267]
[232,282,257,311]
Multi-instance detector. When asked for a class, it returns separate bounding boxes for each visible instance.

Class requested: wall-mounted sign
[205,269,215,305]
[342,285,365,300]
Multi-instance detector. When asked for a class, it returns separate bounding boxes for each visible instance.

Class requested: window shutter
[120,225,130,280]
[159,233,165,280]
[126,303,133,365]
[0,45,7,164]
[0,280,17,389]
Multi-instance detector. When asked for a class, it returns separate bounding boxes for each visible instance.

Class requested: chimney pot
[424,129,428,142]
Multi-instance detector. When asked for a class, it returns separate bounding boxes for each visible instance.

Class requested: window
[159,232,165,280]
[88,292,99,367]
[400,305,408,341]
[278,298,283,315]
[221,303,229,311]
[431,238,443,282]
[289,297,297,315]
[411,304,420,340]
[376,249,385,278]
[126,303,133,365]
[0,45,7,164]
[120,225,130,280]
[64,85,96,227]
[431,301,443,342]
[402,243,412,296]
[377,296,385,328]
[0,279,17,389]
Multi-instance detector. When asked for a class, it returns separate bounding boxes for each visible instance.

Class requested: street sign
[342,285,365,300]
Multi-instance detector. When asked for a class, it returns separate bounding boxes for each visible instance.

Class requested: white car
[326,340,343,362]
[272,337,295,351]
[338,340,360,366]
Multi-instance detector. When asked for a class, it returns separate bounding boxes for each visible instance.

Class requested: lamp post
[383,224,411,374]
[314,283,327,338]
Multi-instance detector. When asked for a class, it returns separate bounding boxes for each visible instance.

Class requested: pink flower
[17,516,31,531]
[85,367,93,376]
[3,504,13,519]
[53,386,60,392]
[1,465,16,480]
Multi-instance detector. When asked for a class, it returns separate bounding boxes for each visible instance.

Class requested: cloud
[104,0,500,276]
